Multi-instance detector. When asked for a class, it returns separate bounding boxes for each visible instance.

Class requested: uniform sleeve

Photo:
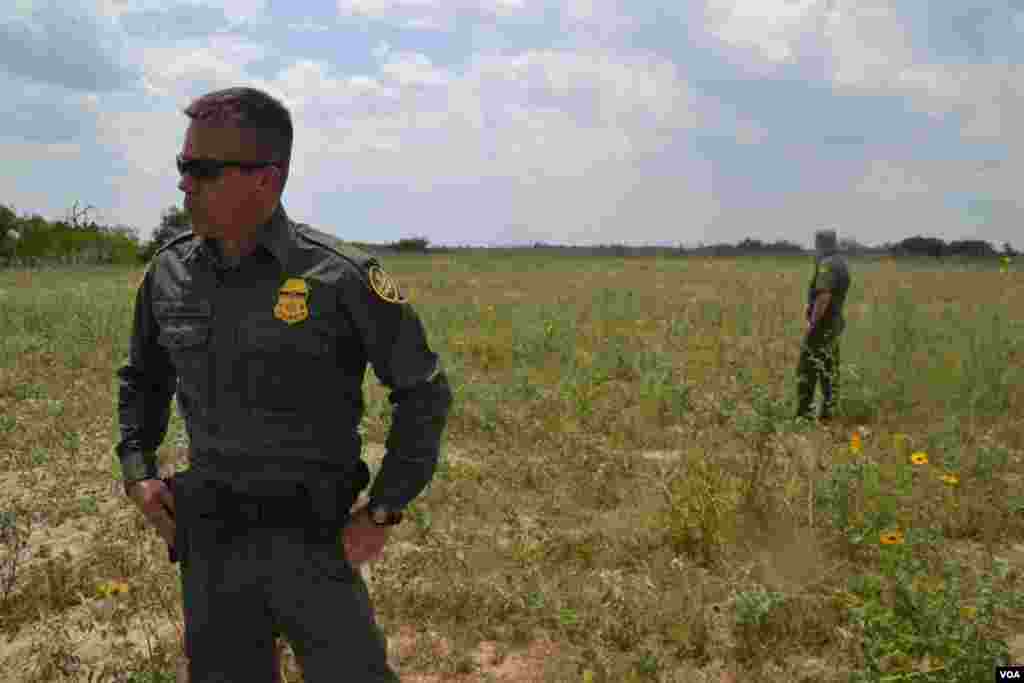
[341,260,453,511]
[115,265,177,483]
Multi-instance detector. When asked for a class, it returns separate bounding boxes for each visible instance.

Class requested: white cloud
[95,109,184,179]
[288,19,329,32]
[98,0,271,26]
[94,0,136,21]
[734,118,767,145]
[706,0,821,63]
[335,0,527,29]
[2,138,82,161]
[211,0,271,26]
[72,37,706,241]
[265,48,710,243]
[854,159,931,198]
[704,0,1024,149]
[379,51,451,87]
[135,35,272,97]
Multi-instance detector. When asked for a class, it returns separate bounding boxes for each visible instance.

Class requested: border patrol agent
[796,228,851,422]
[116,87,452,682]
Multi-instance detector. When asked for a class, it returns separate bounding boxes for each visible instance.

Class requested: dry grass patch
[2,256,1024,681]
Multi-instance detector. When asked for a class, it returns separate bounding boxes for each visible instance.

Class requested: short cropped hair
[183,87,293,192]
[815,229,838,253]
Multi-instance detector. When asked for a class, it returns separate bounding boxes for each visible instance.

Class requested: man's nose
[178,174,194,193]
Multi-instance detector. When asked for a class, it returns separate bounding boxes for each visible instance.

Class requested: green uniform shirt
[807,252,851,333]
[116,203,452,511]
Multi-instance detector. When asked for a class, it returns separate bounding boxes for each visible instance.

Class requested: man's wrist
[123,477,155,497]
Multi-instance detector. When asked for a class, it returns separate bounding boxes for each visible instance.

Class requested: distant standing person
[796,228,851,422]
[116,86,452,682]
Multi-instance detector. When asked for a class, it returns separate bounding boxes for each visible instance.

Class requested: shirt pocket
[156,304,213,397]
[240,322,335,415]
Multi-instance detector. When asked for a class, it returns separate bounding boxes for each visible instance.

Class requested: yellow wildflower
[913,576,945,594]
[910,452,929,466]
[960,606,977,620]
[96,580,130,598]
[849,432,862,455]
[939,473,959,486]
[880,530,905,545]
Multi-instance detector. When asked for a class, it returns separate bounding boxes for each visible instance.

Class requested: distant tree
[140,205,192,262]
[899,235,947,259]
[948,240,997,259]
[839,237,872,255]
[0,228,19,267]
[62,200,99,231]
[390,236,430,253]
[0,205,18,266]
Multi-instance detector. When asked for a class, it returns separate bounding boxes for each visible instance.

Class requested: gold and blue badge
[274,277,309,324]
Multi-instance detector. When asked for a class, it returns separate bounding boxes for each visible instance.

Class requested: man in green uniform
[117,87,452,683]
[796,228,851,422]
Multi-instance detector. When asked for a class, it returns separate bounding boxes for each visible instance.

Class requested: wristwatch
[367,502,404,526]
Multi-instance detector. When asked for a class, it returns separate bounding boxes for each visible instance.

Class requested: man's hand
[127,479,176,550]
[341,499,390,567]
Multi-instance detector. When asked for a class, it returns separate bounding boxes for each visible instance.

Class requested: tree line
[0,202,141,267]
[682,236,1017,259]
[0,200,1017,267]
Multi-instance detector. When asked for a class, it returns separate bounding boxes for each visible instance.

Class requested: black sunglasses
[176,154,279,180]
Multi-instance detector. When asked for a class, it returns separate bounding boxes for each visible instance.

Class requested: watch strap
[367,501,404,526]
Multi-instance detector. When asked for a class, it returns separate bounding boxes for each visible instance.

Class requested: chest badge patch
[368,264,407,304]
[274,277,310,325]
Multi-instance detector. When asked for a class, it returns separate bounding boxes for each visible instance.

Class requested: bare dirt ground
[4,437,1023,682]
[0,443,584,682]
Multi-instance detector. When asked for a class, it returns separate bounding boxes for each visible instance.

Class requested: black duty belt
[162,462,370,563]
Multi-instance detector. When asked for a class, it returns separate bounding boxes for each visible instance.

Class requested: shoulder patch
[294,224,408,301]
[368,264,407,303]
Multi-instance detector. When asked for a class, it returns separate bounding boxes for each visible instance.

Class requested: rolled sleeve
[342,261,453,510]
[115,266,177,483]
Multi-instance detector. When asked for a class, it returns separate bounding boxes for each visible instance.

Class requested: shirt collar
[254,202,294,267]
[184,203,293,268]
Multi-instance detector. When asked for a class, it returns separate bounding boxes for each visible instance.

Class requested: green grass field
[0,253,1022,682]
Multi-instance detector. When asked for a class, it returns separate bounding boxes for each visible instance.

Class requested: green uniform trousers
[175,476,399,683]
[796,326,841,420]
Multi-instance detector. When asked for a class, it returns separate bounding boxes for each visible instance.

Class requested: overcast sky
[2,1,1022,249]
